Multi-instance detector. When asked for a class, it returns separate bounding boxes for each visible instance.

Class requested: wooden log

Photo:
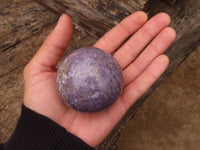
[33,0,200,149]
[0,0,58,78]
[34,0,148,38]
[164,0,177,5]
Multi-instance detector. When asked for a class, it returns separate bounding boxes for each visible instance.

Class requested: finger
[93,11,148,53]
[114,13,171,69]
[31,14,73,70]
[120,55,169,110]
[123,27,176,85]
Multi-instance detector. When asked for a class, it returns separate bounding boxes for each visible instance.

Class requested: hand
[23,12,176,147]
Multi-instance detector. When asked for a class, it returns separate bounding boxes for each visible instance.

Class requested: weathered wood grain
[147,0,200,72]
[34,0,148,38]
[0,0,58,51]
[164,0,177,5]
[0,0,59,78]
[33,0,200,149]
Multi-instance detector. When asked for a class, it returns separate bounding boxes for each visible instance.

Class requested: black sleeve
[0,104,95,150]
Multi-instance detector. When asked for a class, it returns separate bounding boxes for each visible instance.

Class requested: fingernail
[58,14,64,24]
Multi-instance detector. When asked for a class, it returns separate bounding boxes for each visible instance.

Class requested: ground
[118,47,200,150]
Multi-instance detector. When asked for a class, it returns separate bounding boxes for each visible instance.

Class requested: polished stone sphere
[57,47,123,112]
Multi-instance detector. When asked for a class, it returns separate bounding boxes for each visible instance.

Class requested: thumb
[31,14,73,70]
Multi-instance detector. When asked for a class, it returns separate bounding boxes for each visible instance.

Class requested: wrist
[4,104,95,150]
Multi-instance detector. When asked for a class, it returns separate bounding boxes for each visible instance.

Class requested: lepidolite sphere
[56,47,123,112]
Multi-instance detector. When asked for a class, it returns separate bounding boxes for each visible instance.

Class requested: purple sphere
[56,47,123,112]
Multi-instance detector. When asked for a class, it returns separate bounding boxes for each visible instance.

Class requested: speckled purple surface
[57,47,123,112]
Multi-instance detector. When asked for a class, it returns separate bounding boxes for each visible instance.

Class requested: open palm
[23,12,176,148]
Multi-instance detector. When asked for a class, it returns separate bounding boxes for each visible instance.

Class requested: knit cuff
[4,104,95,150]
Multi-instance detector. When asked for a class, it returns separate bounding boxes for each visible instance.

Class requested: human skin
[23,11,176,147]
